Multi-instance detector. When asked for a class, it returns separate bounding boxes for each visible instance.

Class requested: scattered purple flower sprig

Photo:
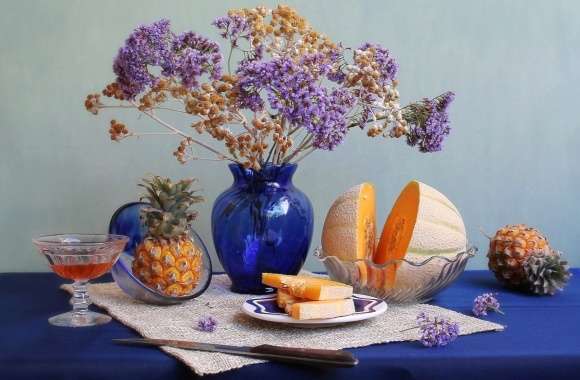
[472,293,504,317]
[197,316,218,332]
[416,313,460,347]
[401,313,460,347]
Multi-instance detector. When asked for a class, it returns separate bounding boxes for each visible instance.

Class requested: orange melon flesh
[321,183,376,261]
[374,181,421,288]
[262,273,353,300]
[367,264,385,290]
[355,261,368,287]
[356,183,376,260]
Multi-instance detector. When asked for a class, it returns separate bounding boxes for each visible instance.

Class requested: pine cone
[523,251,572,295]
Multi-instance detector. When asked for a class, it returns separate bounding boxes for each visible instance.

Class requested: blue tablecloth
[1,270,578,380]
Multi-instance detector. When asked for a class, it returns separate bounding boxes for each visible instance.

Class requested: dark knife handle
[251,344,358,367]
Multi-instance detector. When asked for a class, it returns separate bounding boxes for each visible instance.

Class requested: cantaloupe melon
[321,183,376,261]
[374,180,467,288]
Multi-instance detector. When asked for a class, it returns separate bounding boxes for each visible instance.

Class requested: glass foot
[48,311,111,327]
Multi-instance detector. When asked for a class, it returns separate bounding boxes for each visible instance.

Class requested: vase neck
[228,163,297,188]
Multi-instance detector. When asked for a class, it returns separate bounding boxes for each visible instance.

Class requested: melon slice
[321,183,376,261]
[374,181,467,288]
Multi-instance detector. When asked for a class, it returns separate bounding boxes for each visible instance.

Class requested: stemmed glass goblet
[32,234,129,327]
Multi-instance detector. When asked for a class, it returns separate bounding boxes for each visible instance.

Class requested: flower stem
[494,307,505,315]
[283,134,313,163]
[227,45,234,75]
[133,102,242,165]
[346,93,448,130]
[292,147,316,163]
[399,325,420,332]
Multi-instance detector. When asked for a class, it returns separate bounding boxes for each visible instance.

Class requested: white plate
[242,294,387,328]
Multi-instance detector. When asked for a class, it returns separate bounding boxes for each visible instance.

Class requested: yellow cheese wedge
[289,298,355,320]
[276,290,303,313]
[374,180,467,288]
[262,273,353,300]
[321,183,376,261]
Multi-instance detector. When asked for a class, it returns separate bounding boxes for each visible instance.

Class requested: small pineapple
[487,224,552,288]
[487,224,572,295]
[132,176,204,297]
[523,251,571,296]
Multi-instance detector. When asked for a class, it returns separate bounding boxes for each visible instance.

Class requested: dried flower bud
[102,82,125,100]
[84,94,101,115]
[109,119,129,141]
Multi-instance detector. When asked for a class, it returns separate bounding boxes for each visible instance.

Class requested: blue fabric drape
[1,270,578,380]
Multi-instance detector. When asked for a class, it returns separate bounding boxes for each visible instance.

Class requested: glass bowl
[109,202,212,305]
[315,246,476,304]
[32,233,129,327]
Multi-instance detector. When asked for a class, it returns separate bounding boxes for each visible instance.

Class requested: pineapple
[487,224,552,288]
[132,176,204,297]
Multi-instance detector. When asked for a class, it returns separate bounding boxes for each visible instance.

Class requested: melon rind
[374,180,468,289]
[321,183,376,261]
[408,182,467,257]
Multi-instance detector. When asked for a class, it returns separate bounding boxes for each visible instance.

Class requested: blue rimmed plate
[242,294,387,327]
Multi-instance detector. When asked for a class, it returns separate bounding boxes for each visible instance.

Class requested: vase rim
[227,162,297,171]
[227,162,298,185]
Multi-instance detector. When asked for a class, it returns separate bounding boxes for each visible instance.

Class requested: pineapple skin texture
[132,236,203,296]
[487,224,552,287]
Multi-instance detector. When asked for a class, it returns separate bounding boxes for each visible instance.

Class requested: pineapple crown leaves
[138,176,204,239]
[523,250,572,296]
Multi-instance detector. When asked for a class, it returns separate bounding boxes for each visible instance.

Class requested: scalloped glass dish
[316,246,476,304]
[109,202,212,305]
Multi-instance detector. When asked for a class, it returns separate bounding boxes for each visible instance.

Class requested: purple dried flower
[213,15,251,47]
[236,57,355,150]
[299,51,343,81]
[172,31,223,88]
[405,91,455,152]
[308,88,355,150]
[417,312,459,347]
[197,316,218,332]
[472,293,503,317]
[112,19,174,99]
[358,42,399,82]
[111,20,222,98]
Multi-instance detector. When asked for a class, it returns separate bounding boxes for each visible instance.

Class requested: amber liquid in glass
[50,262,113,280]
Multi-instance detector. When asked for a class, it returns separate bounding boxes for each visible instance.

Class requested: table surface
[1,269,579,380]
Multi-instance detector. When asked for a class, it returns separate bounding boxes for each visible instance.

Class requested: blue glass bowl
[108,202,212,305]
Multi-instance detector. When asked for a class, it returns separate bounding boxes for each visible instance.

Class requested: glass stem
[71,280,90,316]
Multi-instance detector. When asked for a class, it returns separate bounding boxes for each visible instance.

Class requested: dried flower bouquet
[85,5,455,170]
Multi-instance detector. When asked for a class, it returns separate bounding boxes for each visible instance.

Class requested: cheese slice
[276,290,303,313]
[289,298,355,320]
[262,273,353,300]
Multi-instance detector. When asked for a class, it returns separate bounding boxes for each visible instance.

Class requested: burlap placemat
[62,275,503,376]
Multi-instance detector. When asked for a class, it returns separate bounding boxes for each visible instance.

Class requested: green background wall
[1,0,579,272]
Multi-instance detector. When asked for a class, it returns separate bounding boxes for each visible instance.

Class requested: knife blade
[113,338,358,367]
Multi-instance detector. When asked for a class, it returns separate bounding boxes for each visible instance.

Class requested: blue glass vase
[212,163,314,294]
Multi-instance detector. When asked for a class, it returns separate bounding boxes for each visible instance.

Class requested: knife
[113,338,358,367]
